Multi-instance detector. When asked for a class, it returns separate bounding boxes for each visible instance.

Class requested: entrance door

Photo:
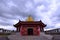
[28,28,33,35]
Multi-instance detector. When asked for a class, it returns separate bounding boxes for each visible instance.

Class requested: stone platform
[8,32,53,40]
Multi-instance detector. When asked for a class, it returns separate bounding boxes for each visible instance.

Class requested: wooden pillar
[18,27,20,32]
[40,27,44,32]
[17,27,18,31]
[40,27,41,32]
[40,27,43,32]
[17,27,19,32]
[19,27,20,32]
[42,27,44,32]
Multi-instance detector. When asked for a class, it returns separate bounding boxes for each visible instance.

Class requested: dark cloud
[0,0,60,30]
[0,0,37,27]
[0,22,12,26]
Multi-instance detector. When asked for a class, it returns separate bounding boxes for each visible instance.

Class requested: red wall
[20,27,40,36]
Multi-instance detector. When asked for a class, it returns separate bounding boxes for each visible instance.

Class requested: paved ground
[52,35,60,40]
[0,36,9,40]
[8,32,53,40]
[0,32,60,40]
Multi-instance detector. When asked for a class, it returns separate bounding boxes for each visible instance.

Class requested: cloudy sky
[0,0,60,30]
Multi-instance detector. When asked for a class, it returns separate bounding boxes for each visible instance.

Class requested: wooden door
[28,28,33,35]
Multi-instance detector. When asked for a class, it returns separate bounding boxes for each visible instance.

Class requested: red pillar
[38,27,40,35]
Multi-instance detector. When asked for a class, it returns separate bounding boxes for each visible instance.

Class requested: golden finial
[26,15,34,21]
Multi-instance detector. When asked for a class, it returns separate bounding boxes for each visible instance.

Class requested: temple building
[14,16,46,36]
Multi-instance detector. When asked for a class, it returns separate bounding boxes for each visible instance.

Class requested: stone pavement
[52,35,60,40]
[8,32,53,40]
[0,36,9,40]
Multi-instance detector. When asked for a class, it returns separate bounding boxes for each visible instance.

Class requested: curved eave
[43,24,47,27]
[13,21,47,27]
[13,21,21,27]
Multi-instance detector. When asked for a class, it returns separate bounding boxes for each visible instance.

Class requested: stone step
[8,32,53,40]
